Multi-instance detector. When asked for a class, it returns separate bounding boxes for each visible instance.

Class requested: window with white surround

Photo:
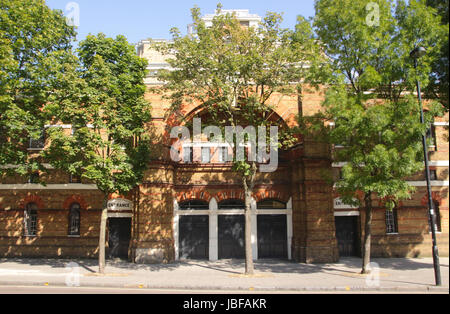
[201,147,211,163]
[24,203,38,236]
[386,207,398,234]
[68,203,81,236]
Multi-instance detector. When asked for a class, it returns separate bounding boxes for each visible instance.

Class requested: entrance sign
[334,198,358,209]
[107,199,133,212]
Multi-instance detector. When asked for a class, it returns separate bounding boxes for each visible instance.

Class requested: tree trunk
[98,197,108,274]
[244,188,254,275]
[242,162,257,275]
[361,192,373,274]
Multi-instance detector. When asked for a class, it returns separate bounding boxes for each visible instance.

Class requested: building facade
[0,10,448,263]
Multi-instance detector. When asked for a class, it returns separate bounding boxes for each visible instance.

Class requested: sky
[45,0,317,45]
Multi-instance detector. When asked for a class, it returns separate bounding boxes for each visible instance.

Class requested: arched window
[68,203,81,236]
[385,207,398,234]
[218,199,245,210]
[179,200,209,210]
[24,203,38,236]
[257,199,287,210]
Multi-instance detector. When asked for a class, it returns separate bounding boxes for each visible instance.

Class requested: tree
[155,5,320,274]
[44,34,151,274]
[300,86,443,273]
[0,0,75,179]
[425,0,449,110]
[309,0,446,273]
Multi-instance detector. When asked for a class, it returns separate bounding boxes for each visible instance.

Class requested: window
[69,174,82,184]
[429,202,442,233]
[386,207,398,234]
[201,147,211,163]
[183,146,193,163]
[430,170,438,181]
[240,21,250,27]
[218,147,228,163]
[24,203,38,236]
[68,203,81,236]
[28,172,40,184]
[29,131,45,149]
[257,199,287,210]
[179,200,209,210]
[426,125,437,151]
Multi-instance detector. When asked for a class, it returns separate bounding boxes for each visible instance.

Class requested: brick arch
[421,192,444,207]
[165,102,291,140]
[19,195,45,210]
[108,192,133,202]
[63,195,89,211]
[253,189,290,204]
[377,197,404,208]
[215,190,245,203]
[176,190,213,204]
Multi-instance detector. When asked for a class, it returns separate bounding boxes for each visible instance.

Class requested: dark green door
[179,216,209,259]
[108,218,131,259]
[218,215,245,259]
[257,215,288,259]
[335,216,359,257]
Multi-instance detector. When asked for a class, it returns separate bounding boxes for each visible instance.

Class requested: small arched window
[385,207,399,234]
[257,199,287,210]
[179,200,209,210]
[68,203,81,236]
[24,203,38,236]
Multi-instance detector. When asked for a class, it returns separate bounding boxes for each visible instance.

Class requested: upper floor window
[218,147,229,163]
[426,123,437,151]
[69,174,82,184]
[28,131,45,150]
[183,146,193,163]
[201,147,211,163]
[28,172,40,184]
[68,203,81,236]
[24,203,38,236]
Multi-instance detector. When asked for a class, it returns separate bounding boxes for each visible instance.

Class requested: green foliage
[425,0,449,109]
[43,34,151,195]
[313,0,447,102]
[0,0,76,176]
[155,4,322,181]
[301,0,447,209]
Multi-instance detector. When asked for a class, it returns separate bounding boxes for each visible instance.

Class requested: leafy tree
[425,0,449,110]
[155,5,321,274]
[44,34,151,273]
[0,0,75,179]
[309,0,446,273]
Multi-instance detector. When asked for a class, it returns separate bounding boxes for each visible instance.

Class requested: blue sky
[45,0,316,45]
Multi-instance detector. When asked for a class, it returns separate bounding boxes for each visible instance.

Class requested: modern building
[0,10,448,263]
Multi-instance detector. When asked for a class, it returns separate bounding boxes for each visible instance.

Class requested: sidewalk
[0,257,448,293]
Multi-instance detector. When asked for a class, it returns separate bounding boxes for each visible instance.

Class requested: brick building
[0,10,448,263]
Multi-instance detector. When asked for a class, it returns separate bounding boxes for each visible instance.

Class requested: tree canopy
[0,0,76,178]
